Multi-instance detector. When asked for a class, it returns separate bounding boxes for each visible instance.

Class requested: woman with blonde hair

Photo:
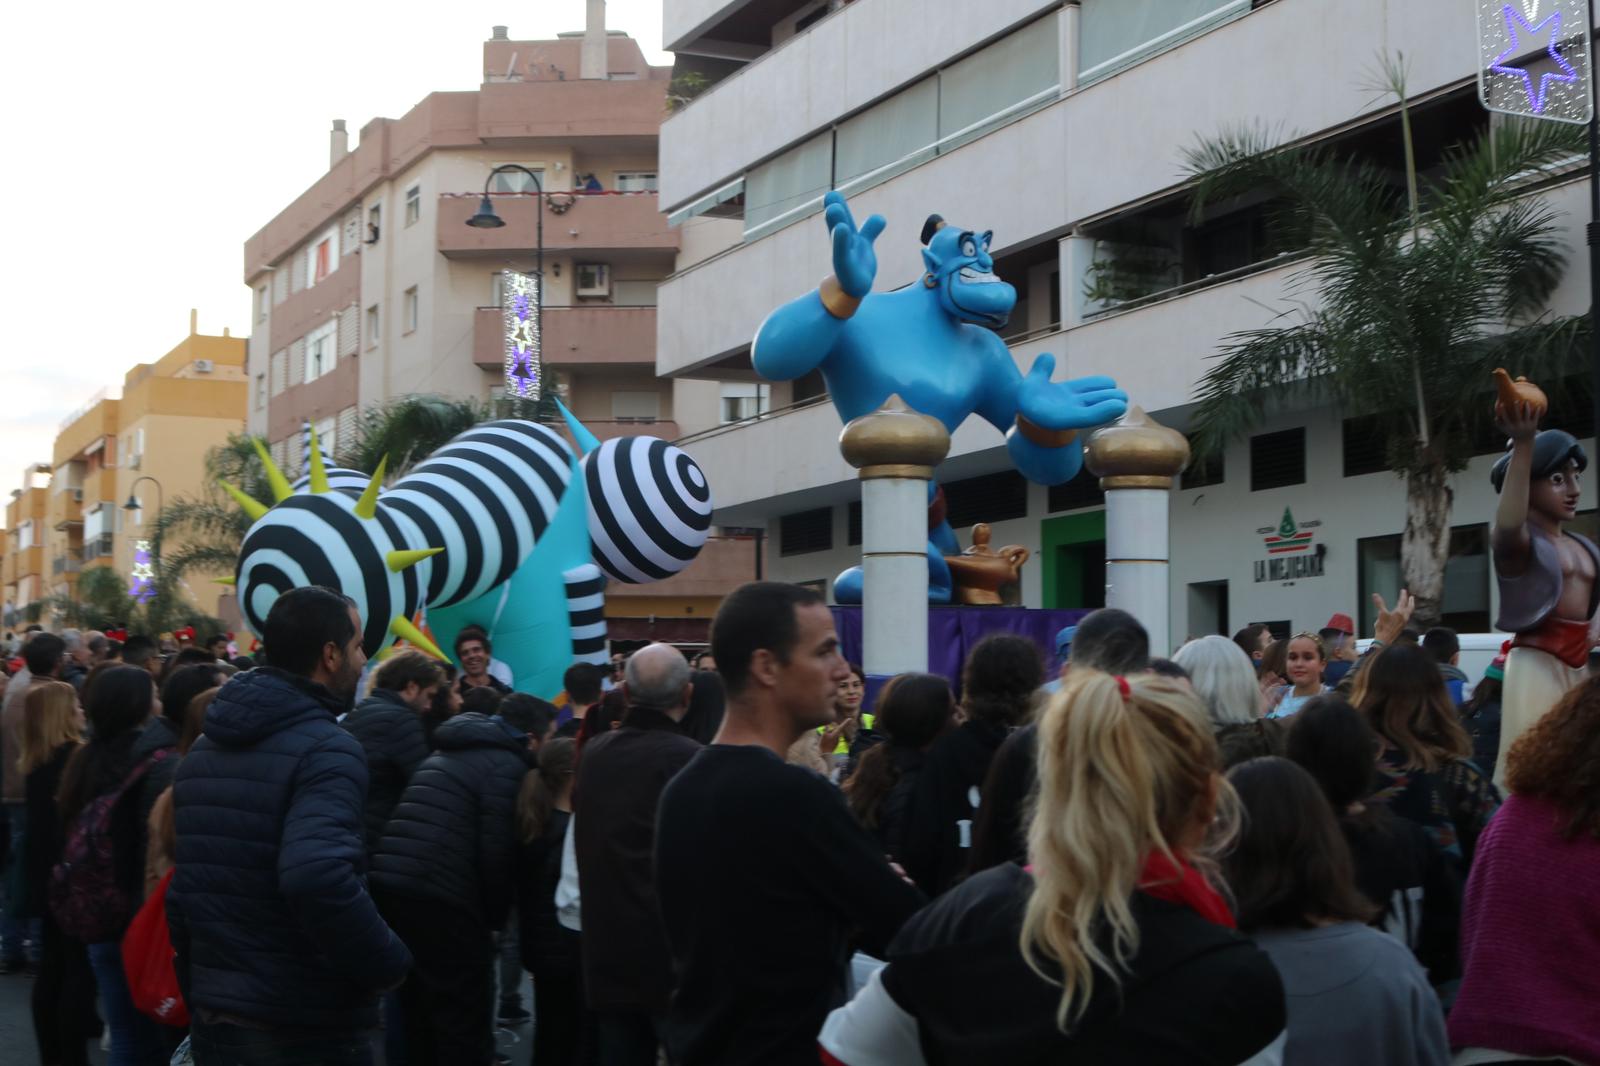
[1354,643,1500,869]
[820,672,1286,1066]
[20,681,94,1066]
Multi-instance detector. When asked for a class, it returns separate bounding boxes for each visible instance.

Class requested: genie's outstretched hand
[1015,354,1129,431]
[823,191,885,298]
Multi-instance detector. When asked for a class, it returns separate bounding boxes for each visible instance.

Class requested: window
[720,383,770,424]
[612,280,658,306]
[1249,428,1305,491]
[254,374,265,412]
[403,287,419,333]
[744,132,833,238]
[614,172,658,192]
[367,203,381,243]
[1079,0,1251,84]
[365,304,380,348]
[1048,468,1106,512]
[576,263,611,297]
[847,501,862,546]
[1181,451,1225,490]
[255,285,269,323]
[611,391,661,421]
[943,471,1028,528]
[1358,525,1491,634]
[937,14,1059,152]
[314,416,337,459]
[490,167,544,194]
[780,507,833,556]
[305,320,337,383]
[404,185,421,226]
[92,533,113,558]
[1342,414,1390,477]
[305,225,339,288]
[835,78,938,194]
[270,349,288,396]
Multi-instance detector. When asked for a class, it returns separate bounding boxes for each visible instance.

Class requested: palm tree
[1184,65,1590,626]
[339,395,496,478]
[152,433,274,589]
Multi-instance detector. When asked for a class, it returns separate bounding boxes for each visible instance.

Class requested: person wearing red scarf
[819,671,1285,1066]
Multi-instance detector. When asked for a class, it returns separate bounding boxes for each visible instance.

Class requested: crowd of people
[0,582,1594,1066]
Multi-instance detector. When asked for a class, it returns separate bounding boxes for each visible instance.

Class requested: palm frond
[341,395,494,477]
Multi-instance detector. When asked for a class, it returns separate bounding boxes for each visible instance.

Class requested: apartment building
[244,16,728,474]
[659,0,1597,640]
[48,316,246,613]
[3,466,51,626]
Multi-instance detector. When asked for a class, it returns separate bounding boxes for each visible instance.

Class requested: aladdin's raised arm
[1490,370,1547,570]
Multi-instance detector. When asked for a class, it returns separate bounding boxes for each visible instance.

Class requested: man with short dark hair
[1423,626,1469,705]
[0,630,61,971]
[205,633,231,661]
[970,607,1153,873]
[169,586,409,1063]
[654,583,924,1066]
[556,662,605,736]
[84,630,109,665]
[455,629,510,697]
[575,644,702,1063]
[343,650,446,853]
[121,634,162,679]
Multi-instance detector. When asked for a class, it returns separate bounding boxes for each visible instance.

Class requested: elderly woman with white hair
[1174,635,1285,767]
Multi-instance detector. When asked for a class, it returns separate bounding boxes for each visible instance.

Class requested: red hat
[1320,613,1355,636]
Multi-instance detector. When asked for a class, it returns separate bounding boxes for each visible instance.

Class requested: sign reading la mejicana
[1477,0,1594,124]
[1254,507,1325,583]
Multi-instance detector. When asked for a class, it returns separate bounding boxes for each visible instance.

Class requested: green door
[1041,511,1107,610]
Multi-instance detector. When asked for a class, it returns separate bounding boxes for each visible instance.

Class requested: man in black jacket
[169,586,410,1064]
[575,643,701,1064]
[655,583,925,1066]
[371,709,533,1064]
[342,651,445,853]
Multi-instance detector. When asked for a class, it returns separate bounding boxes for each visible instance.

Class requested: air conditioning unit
[129,454,142,470]
[71,489,83,503]
[194,359,215,373]
[576,263,611,298]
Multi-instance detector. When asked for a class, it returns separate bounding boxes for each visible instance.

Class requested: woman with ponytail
[843,673,954,861]
[820,671,1286,1066]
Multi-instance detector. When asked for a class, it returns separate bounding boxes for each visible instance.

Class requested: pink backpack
[49,750,168,944]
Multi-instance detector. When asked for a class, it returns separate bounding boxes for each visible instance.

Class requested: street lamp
[468,164,545,405]
[122,475,164,519]
[123,475,163,605]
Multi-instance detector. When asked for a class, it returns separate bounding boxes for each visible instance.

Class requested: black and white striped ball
[291,465,370,494]
[236,490,418,658]
[583,437,712,583]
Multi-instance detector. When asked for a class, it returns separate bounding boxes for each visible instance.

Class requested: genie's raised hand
[823,191,886,298]
[1015,354,1129,431]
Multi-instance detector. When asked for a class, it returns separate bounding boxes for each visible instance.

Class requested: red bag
[121,868,188,1026]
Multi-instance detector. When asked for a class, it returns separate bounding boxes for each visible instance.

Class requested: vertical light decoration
[130,539,155,604]
[503,270,542,400]
[1477,0,1592,124]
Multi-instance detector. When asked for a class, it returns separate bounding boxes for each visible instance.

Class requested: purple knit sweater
[1448,795,1600,1062]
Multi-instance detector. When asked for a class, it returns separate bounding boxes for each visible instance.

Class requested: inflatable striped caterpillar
[222,408,712,697]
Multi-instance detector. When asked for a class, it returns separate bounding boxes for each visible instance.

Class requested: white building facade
[657,0,1598,644]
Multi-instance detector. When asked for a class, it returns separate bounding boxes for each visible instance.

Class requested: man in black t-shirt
[654,582,925,1066]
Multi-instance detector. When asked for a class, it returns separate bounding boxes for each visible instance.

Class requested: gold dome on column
[839,395,951,480]
[1084,406,1191,490]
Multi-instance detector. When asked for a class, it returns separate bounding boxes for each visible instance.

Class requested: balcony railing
[437,192,677,257]
[473,305,657,370]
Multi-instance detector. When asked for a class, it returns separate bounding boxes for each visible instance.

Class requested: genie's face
[922,226,1016,329]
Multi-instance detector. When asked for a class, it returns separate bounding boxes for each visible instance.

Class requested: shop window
[1250,428,1305,491]
[1358,524,1491,635]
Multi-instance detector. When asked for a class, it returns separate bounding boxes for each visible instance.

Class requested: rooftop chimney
[330,119,348,170]
[491,25,509,40]
[581,0,606,79]
[189,308,198,336]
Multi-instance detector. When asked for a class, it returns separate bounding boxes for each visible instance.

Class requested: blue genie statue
[752,191,1128,602]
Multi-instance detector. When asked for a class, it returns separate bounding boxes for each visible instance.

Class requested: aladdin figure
[1489,371,1596,789]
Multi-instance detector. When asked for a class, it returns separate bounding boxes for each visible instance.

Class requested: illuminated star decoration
[130,539,155,604]
[1490,4,1579,114]
[501,271,542,400]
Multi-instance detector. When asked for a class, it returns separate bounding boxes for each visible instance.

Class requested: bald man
[572,644,700,1063]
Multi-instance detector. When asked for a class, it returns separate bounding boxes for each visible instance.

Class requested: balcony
[51,555,82,576]
[437,192,677,258]
[473,306,657,370]
[51,491,84,530]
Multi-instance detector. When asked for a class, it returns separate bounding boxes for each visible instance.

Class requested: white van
[1354,633,1506,699]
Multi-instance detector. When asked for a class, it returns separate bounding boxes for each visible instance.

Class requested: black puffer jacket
[342,689,430,854]
[371,712,530,927]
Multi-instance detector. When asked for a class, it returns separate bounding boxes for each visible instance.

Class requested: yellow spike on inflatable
[354,456,388,520]
[219,480,269,522]
[307,426,330,494]
[249,438,293,503]
[391,614,447,661]
[386,547,442,573]
[214,576,236,587]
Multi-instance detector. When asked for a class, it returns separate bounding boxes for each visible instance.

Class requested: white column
[1060,0,1082,91]
[861,476,929,674]
[1103,487,1172,654]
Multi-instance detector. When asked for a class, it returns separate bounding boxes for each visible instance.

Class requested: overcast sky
[0,0,670,507]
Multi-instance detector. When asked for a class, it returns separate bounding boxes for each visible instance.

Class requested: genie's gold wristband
[819,275,862,319]
[1015,415,1077,449]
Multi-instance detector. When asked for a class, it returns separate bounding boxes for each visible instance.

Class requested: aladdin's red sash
[1511,615,1594,669]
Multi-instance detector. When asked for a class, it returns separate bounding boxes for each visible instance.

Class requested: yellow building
[3,466,51,626]
[48,312,246,618]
